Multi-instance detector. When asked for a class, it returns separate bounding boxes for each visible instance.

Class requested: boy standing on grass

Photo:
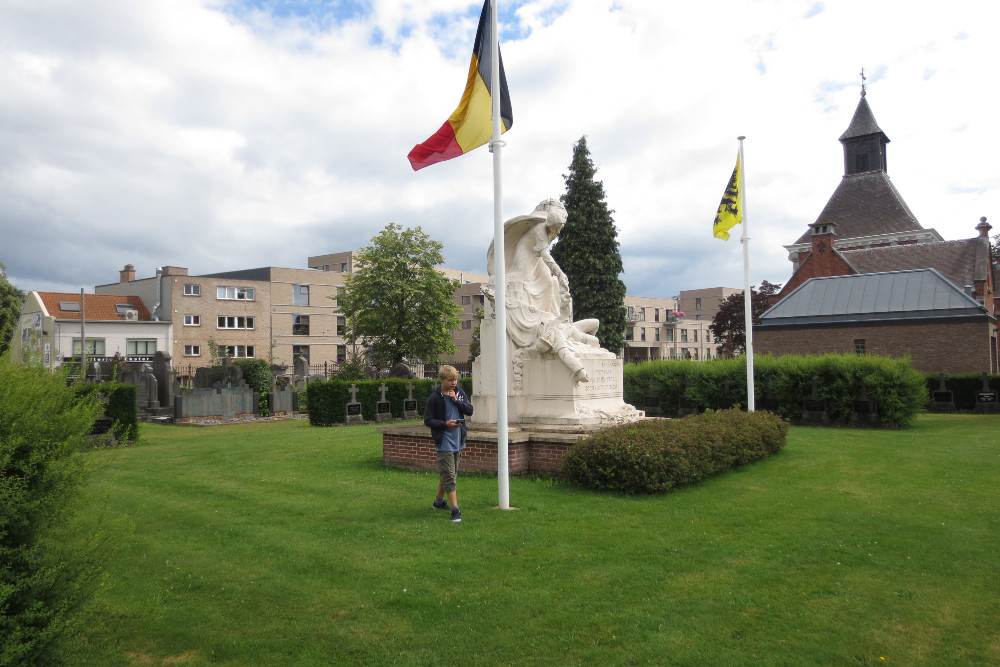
[424,365,474,523]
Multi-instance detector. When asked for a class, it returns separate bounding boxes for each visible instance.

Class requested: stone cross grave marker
[403,382,419,419]
[375,382,393,423]
[345,383,364,424]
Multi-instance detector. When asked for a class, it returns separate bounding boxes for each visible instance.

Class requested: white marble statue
[485,199,607,383]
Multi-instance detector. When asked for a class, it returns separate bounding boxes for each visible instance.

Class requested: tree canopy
[335,224,462,372]
[551,136,628,354]
[0,263,25,357]
[709,280,782,358]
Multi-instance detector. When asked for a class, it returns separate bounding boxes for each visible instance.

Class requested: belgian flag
[407,0,513,171]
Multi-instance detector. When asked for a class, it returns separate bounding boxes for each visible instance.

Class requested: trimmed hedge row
[624,354,928,428]
[307,377,473,426]
[562,409,789,494]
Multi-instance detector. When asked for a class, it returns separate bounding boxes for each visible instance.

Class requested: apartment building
[623,292,730,362]
[96,263,350,381]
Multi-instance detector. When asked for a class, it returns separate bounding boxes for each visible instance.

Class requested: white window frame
[217,286,255,301]
[184,284,201,296]
[184,345,201,356]
[217,316,255,330]
[127,339,157,355]
[184,315,201,326]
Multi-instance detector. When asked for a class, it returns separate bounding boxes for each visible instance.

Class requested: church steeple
[838,72,889,176]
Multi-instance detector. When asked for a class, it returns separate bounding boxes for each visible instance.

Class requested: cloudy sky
[2,0,997,300]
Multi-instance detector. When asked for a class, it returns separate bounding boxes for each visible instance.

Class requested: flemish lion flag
[713,154,742,240]
[407,0,513,170]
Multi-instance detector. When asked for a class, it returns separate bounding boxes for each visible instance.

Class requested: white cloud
[1,0,997,300]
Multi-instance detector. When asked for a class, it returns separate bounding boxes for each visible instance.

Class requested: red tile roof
[38,292,150,321]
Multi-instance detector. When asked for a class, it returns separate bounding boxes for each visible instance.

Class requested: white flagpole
[488,0,510,509]
[738,136,755,412]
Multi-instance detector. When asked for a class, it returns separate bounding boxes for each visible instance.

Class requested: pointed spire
[860,66,867,98]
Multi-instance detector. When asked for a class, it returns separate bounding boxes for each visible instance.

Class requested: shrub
[75,382,138,443]
[0,354,113,663]
[233,359,272,416]
[562,409,789,494]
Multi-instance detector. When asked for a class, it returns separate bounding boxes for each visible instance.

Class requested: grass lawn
[60,414,999,666]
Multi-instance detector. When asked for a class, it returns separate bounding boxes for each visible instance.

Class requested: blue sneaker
[432,497,449,510]
[451,507,462,523]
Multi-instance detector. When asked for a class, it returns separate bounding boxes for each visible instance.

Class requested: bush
[306,377,472,426]
[74,382,138,443]
[0,354,112,664]
[233,359,272,416]
[562,409,789,494]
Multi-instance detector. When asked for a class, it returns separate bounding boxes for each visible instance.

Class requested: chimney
[120,264,136,282]
[809,221,838,256]
[976,216,991,238]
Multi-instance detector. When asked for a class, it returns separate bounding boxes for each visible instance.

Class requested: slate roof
[759,269,991,327]
[840,238,988,291]
[38,292,151,321]
[792,171,923,245]
[838,95,888,141]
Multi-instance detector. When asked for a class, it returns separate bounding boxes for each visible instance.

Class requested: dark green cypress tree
[551,136,628,354]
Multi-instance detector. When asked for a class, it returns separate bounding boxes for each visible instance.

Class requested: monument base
[472,352,642,426]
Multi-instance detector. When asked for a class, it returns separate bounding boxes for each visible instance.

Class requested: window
[217,316,255,330]
[666,329,674,342]
[127,340,156,355]
[184,345,201,356]
[462,319,473,330]
[292,345,310,362]
[693,330,699,342]
[337,344,346,363]
[855,153,868,171]
[60,301,81,312]
[654,328,660,341]
[184,315,200,326]
[625,327,634,341]
[72,338,105,355]
[461,295,471,305]
[293,315,310,336]
[292,284,309,306]
[854,339,866,355]
[337,316,346,337]
[476,294,485,305]
[681,329,688,343]
[695,298,702,310]
[340,262,348,272]
[654,308,660,322]
[220,345,255,358]
[217,286,254,301]
[335,287,345,306]
[641,308,647,322]
[115,303,133,314]
[184,284,201,296]
[640,328,646,342]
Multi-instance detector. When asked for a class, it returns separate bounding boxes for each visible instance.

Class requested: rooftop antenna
[860,66,867,97]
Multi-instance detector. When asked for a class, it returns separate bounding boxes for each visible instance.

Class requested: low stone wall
[379,423,601,476]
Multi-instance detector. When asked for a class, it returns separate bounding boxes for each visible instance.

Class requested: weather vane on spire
[860,67,867,97]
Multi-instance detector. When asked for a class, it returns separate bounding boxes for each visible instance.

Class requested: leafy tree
[709,280,782,358]
[336,224,462,373]
[551,136,628,354]
[0,263,25,357]
[1,353,122,664]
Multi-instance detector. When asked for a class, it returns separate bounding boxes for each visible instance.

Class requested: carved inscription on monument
[577,361,621,395]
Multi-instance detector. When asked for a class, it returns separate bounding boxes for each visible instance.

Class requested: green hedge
[624,354,928,428]
[923,372,1000,410]
[562,409,789,494]
[74,382,138,442]
[306,377,473,426]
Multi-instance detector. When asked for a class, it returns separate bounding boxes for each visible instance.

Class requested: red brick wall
[381,431,576,476]
[756,319,996,374]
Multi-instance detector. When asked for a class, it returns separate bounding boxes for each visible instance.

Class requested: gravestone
[929,373,956,413]
[375,382,393,423]
[403,382,420,420]
[717,379,735,410]
[345,384,365,425]
[759,381,780,413]
[677,379,699,418]
[849,378,881,427]
[643,377,661,417]
[974,372,999,414]
[799,376,830,426]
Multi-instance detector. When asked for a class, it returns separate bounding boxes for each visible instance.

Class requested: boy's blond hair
[438,365,459,381]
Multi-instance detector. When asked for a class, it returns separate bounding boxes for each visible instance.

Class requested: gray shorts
[436,450,462,493]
